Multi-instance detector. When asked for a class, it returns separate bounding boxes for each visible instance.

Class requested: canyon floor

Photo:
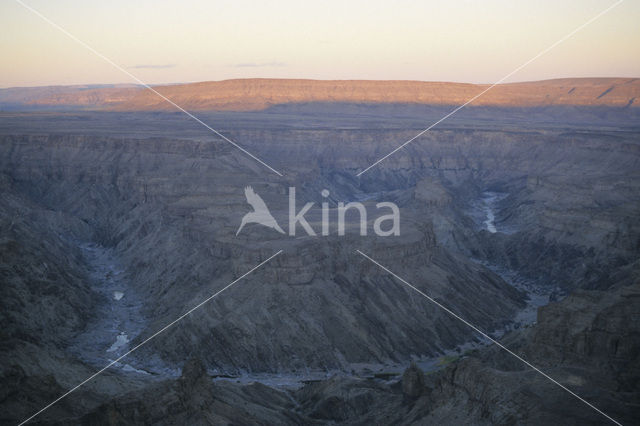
[0,103,639,425]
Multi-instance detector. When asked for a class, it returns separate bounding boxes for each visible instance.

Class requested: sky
[1,0,639,88]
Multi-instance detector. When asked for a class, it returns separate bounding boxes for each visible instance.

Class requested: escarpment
[4,78,639,111]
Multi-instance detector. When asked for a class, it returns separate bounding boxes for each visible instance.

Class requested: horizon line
[2,75,639,90]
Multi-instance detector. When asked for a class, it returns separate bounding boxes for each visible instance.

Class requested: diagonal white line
[19,250,283,426]
[14,0,283,177]
[356,0,624,176]
[356,250,622,426]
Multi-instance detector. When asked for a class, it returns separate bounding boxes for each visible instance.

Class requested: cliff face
[528,275,640,388]
[1,107,638,424]
[67,279,640,425]
[0,131,525,376]
[416,276,640,426]
[230,125,640,288]
[2,77,639,111]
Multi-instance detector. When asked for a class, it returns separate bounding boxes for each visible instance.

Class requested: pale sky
[1,0,639,88]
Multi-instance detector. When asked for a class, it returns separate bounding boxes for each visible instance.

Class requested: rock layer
[2,78,639,111]
[0,104,638,424]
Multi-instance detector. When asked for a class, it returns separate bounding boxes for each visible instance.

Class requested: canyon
[0,81,639,424]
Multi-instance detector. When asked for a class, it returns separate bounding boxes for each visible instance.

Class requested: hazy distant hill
[0,84,139,110]
[1,78,638,111]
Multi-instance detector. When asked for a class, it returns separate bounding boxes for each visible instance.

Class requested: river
[68,242,153,376]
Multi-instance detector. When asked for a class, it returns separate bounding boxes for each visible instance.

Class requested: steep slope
[1,106,638,424]
[0,132,525,376]
[414,274,640,425]
[40,274,640,425]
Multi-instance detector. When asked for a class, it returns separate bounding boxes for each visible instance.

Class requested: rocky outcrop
[401,362,425,400]
[78,358,310,425]
[416,278,640,425]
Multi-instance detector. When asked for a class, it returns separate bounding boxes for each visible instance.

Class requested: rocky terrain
[0,89,639,424]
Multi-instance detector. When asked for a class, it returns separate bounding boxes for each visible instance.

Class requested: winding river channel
[67,192,558,388]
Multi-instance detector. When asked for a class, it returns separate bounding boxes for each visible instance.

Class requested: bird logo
[236,186,285,236]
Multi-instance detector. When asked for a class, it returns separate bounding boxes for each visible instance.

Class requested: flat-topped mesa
[9,77,640,111]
